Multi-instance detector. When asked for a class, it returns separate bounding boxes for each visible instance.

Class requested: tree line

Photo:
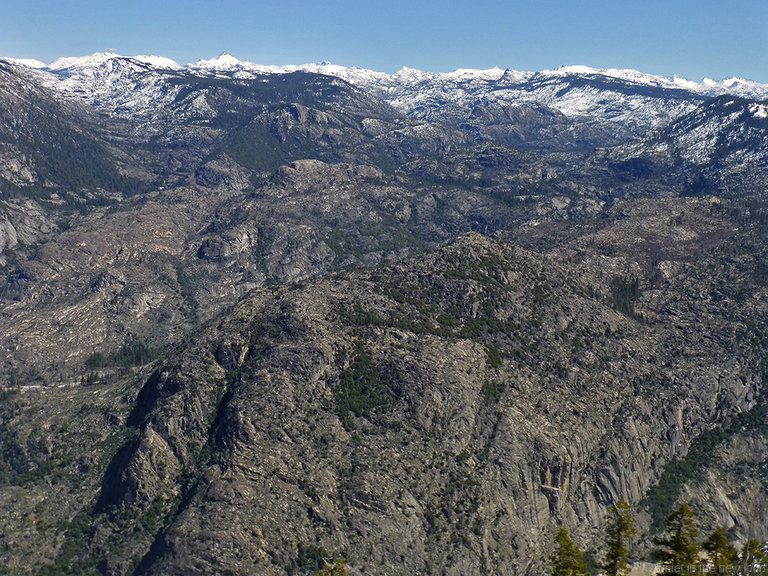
[552,501,767,576]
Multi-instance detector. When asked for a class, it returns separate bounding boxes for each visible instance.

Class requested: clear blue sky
[2,0,767,82]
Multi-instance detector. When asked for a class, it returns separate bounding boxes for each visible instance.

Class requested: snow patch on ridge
[445,67,506,81]
[750,103,768,119]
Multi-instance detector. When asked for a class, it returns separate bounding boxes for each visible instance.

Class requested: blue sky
[2,0,767,82]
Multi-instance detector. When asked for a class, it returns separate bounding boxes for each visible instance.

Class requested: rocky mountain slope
[1,53,768,576]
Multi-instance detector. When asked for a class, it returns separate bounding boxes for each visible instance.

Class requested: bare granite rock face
[0,143,37,187]
[682,435,768,543]
[194,154,252,192]
[60,231,764,576]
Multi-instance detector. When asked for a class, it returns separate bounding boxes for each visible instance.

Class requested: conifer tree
[703,526,735,568]
[738,538,766,573]
[317,558,347,576]
[652,502,700,567]
[603,500,636,576]
[551,526,588,576]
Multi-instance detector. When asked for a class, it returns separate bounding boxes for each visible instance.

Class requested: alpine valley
[1,53,768,576]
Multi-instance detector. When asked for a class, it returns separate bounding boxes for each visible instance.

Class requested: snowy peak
[189,52,246,71]
[20,51,181,73]
[45,52,181,75]
[5,57,47,69]
[48,52,121,70]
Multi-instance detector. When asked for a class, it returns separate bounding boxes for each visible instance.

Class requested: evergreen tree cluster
[551,501,767,576]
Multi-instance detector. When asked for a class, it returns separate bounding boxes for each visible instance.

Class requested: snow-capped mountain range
[11,51,768,100]
[8,52,768,126]
[4,51,768,157]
